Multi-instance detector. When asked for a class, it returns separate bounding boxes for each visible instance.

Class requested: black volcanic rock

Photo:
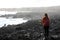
[0,19,60,40]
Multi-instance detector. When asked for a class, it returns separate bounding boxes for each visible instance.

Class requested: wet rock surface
[0,19,60,40]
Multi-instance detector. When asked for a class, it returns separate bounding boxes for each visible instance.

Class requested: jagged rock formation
[0,19,60,40]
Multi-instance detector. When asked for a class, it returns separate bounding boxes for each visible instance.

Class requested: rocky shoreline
[0,19,60,40]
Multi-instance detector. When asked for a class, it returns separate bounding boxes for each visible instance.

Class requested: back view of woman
[42,13,50,40]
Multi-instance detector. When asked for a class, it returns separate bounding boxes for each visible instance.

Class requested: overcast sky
[0,0,60,15]
[0,0,60,8]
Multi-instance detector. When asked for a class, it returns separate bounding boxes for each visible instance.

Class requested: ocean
[0,17,28,27]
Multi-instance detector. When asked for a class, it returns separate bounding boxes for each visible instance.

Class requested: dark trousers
[44,26,49,40]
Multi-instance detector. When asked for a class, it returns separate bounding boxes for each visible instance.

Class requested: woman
[42,13,50,40]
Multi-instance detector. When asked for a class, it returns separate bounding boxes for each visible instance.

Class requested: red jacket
[42,16,50,27]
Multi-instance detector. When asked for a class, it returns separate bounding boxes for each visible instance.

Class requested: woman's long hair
[45,13,48,18]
